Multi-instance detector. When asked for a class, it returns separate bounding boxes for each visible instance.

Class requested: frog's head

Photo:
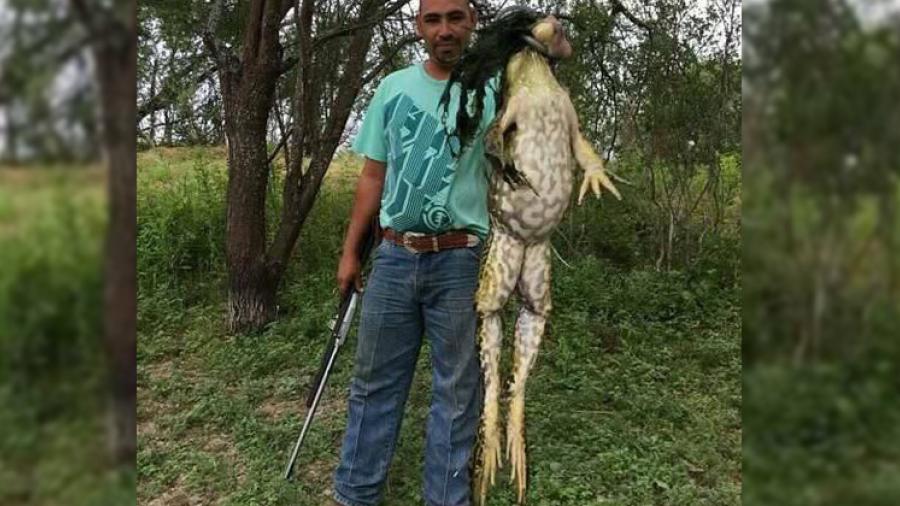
[525,15,572,61]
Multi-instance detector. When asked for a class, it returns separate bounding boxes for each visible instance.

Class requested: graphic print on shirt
[382,93,461,233]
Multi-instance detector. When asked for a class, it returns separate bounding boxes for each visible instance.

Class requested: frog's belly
[491,136,573,242]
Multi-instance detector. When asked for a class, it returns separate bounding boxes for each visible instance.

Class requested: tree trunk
[163,49,176,145]
[6,106,18,164]
[213,0,394,331]
[6,10,21,164]
[267,0,380,282]
[85,1,137,465]
[215,0,285,331]
[147,53,159,146]
[224,104,278,330]
[879,194,897,294]
[163,106,172,145]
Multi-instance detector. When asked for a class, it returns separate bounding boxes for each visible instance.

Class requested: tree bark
[212,0,286,331]
[210,0,403,331]
[223,82,279,330]
[146,53,159,145]
[163,48,176,145]
[6,10,22,164]
[6,104,18,164]
[72,0,137,465]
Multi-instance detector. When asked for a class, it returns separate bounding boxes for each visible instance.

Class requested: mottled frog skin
[473,31,621,506]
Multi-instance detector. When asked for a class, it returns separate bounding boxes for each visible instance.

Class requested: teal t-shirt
[351,62,496,239]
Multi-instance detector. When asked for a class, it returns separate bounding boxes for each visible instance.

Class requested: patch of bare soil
[143,360,175,383]
[297,455,340,491]
[258,392,347,424]
[258,397,298,421]
[203,432,247,486]
[145,477,206,506]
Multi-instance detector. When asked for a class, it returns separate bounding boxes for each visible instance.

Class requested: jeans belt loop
[402,232,417,254]
[432,236,439,252]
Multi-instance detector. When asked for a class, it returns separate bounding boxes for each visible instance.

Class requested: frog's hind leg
[474,230,525,505]
[507,240,552,504]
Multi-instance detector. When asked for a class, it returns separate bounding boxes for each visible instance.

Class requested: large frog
[443,8,621,504]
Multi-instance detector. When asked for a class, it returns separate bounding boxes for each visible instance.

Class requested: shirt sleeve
[351,80,390,162]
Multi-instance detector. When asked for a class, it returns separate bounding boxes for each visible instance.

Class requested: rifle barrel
[284,219,379,480]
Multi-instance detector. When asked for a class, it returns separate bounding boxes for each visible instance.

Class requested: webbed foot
[578,165,621,204]
[475,411,503,505]
[507,394,527,504]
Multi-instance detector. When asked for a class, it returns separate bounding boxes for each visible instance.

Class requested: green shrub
[744,363,900,505]
[0,169,132,505]
[137,148,227,300]
[0,177,105,391]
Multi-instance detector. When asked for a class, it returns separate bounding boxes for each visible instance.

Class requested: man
[328,0,495,505]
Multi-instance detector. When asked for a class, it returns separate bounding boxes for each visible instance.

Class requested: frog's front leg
[484,93,522,173]
[572,131,621,204]
[474,230,525,505]
[507,240,552,504]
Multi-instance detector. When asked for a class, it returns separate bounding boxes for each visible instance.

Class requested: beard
[432,41,462,65]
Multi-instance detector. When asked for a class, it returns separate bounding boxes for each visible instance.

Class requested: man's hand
[336,252,363,297]
[336,156,385,297]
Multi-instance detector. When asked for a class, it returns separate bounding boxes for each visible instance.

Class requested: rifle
[284,221,380,480]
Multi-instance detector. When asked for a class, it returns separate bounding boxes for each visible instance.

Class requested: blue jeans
[333,239,483,506]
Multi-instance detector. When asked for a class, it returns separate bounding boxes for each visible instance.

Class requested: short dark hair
[418,0,477,12]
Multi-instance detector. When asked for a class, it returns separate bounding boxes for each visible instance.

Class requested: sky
[853,0,900,26]
[745,0,900,27]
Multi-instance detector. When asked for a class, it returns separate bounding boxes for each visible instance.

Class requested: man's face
[416,0,476,67]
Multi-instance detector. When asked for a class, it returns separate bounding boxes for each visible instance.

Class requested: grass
[0,167,135,506]
[744,362,900,506]
[136,146,741,505]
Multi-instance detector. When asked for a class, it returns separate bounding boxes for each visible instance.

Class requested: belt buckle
[403,231,425,254]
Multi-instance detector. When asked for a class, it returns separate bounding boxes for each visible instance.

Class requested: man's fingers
[337,274,363,297]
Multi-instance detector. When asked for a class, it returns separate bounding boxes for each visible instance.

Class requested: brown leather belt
[383,228,480,253]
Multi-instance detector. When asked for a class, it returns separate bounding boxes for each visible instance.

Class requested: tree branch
[311,0,411,50]
[267,128,293,166]
[362,34,419,84]
[202,0,229,64]
[609,0,652,33]
[138,62,218,122]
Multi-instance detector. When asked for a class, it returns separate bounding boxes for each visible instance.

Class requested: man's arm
[337,157,386,296]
